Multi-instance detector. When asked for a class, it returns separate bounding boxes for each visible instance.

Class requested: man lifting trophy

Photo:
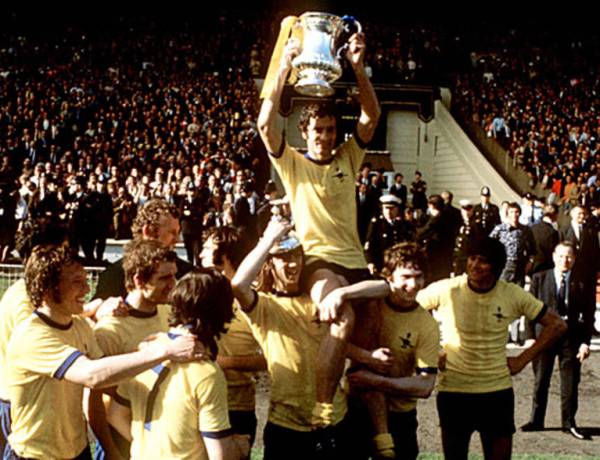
[258,13,389,459]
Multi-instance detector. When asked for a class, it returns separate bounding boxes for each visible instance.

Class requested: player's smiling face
[271,250,303,291]
[467,254,494,284]
[142,261,177,304]
[302,115,336,160]
[53,261,90,315]
[389,264,424,307]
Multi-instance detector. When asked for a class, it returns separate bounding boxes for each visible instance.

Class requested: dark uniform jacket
[473,202,501,235]
[453,217,484,275]
[365,215,415,270]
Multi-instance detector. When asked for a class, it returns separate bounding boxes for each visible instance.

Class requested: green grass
[417,455,598,460]
[248,451,597,460]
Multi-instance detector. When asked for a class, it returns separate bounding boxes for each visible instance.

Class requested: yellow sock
[311,402,334,427]
[373,433,395,458]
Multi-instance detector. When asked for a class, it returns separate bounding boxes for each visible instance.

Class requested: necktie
[557,273,567,316]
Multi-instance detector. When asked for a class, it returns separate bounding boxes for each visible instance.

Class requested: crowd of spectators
[1,12,598,265]
[0,13,276,263]
[452,27,599,210]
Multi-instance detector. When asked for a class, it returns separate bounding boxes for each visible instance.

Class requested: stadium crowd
[0,10,598,460]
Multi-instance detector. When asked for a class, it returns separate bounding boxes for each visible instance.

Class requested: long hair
[25,245,79,309]
[168,269,234,358]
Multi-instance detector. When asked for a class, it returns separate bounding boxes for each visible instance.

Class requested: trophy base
[294,78,335,97]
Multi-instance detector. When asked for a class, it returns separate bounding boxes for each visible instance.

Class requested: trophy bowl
[291,12,360,97]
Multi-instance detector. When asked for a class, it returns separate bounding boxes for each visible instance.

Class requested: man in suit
[560,205,600,338]
[522,242,595,440]
[560,206,600,268]
[356,182,379,244]
[178,184,204,265]
[418,195,453,282]
[441,190,463,242]
[530,204,559,274]
[389,173,407,210]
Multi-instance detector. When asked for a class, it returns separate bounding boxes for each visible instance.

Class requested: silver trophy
[291,12,362,97]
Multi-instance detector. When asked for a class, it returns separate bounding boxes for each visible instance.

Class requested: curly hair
[298,102,338,134]
[381,242,428,279]
[168,269,234,358]
[122,239,177,291]
[131,199,180,240]
[25,245,79,309]
[15,218,69,262]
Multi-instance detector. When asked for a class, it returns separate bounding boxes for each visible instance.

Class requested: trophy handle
[342,16,362,34]
[336,16,363,60]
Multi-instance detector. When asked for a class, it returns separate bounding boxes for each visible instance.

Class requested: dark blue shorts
[0,399,11,457]
[437,388,516,436]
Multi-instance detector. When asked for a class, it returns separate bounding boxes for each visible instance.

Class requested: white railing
[0,264,105,302]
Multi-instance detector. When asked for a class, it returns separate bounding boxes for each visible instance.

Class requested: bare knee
[308,268,348,304]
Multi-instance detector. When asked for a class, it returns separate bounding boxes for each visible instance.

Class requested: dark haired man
[257,26,384,441]
[417,237,566,460]
[490,202,536,287]
[410,171,427,213]
[90,239,179,458]
[344,242,439,460]
[112,269,250,459]
[389,173,407,209]
[530,204,559,274]
[201,226,266,452]
[418,195,453,282]
[5,245,202,460]
[0,219,121,455]
[490,202,537,344]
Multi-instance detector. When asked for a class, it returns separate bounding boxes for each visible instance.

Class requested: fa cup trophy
[291,12,362,97]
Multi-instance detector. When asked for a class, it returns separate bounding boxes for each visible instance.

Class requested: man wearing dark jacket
[473,186,501,236]
[418,195,453,282]
[177,185,204,265]
[530,204,559,274]
[522,242,594,440]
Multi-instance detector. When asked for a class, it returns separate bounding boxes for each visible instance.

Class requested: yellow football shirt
[242,292,347,431]
[378,301,440,412]
[416,275,544,393]
[217,304,261,411]
[94,304,172,356]
[7,312,103,459]
[0,279,33,401]
[270,137,367,269]
[117,328,231,460]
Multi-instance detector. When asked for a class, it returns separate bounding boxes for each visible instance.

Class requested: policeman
[473,186,501,236]
[365,194,415,274]
[453,199,484,275]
